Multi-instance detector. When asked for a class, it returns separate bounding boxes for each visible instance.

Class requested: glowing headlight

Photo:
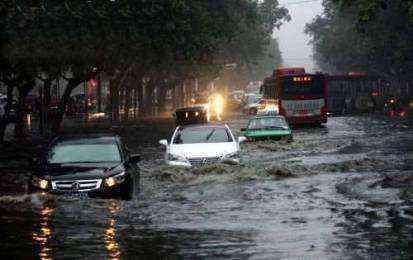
[32,176,49,190]
[105,172,126,187]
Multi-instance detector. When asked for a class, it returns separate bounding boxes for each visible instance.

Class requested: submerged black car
[29,134,140,200]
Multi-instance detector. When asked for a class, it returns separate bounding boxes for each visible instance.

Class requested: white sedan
[159,124,246,167]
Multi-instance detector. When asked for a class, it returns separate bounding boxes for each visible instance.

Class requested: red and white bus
[262,68,328,125]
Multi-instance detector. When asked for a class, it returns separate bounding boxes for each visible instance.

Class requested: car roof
[52,134,120,144]
[179,123,227,129]
[251,115,285,120]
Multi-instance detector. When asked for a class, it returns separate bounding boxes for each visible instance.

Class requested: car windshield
[173,126,233,144]
[48,140,121,164]
[248,117,288,130]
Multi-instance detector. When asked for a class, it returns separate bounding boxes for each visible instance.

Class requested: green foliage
[306,0,413,78]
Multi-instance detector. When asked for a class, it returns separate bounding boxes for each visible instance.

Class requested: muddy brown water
[0,115,412,259]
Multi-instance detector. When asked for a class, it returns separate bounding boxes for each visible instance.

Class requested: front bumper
[49,185,124,197]
[166,157,240,167]
[30,178,127,198]
[166,160,192,167]
[245,132,291,139]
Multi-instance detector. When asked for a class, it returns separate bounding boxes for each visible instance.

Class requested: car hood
[170,142,238,158]
[44,162,120,180]
[244,128,291,137]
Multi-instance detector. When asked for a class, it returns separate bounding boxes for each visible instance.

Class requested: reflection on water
[1,116,411,258]
[104,201,122,259]
[32,206,54,260]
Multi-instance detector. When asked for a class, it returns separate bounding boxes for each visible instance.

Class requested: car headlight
[32,176,49,190]
[168,153,187,162]
[105,171,126,187]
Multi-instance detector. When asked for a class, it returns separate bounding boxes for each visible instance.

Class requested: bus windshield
[281,75,324,97]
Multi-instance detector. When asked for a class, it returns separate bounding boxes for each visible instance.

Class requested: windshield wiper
[206,129,216,141]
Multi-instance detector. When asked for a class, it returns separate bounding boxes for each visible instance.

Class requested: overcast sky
[275,0,324,72]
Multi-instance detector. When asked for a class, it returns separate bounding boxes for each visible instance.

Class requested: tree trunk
[171,84,176,110]
[97,73,102,113]
[52,79,80,133]
[0,85,14,143]
[157,81,167,114]
[14,81,35,140]
[109,78,119,123]
[138,83,144,117]
[42,78,51,135]
[133,85,138,120]
[123,79,131,122]
[146,79,156,116]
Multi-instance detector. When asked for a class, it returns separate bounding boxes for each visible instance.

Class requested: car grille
[51,179,102,192]
[188,156,221,166]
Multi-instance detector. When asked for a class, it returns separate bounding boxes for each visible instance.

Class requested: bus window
[281,76,324,97]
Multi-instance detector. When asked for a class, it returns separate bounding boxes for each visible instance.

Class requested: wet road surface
[1,115,412,259]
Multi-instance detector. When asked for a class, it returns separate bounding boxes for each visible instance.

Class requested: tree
[305,0,413,78]
[1,0,290,139]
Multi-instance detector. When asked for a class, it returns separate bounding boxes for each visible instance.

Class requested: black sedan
[28,134,140,200]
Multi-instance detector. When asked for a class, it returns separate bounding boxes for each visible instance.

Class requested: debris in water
[264,165,294,179]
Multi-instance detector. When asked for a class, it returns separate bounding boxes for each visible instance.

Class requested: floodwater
[1,115,412,259]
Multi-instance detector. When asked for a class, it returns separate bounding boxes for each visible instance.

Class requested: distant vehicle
[243,93,263,115]
[230,90,245,103]
[241,115,292,141]
[227,90,245,111]
[262,68,328,125]
[384,97,406,118]
[256,99,279,115]
[159,123,246,167]
[28,134,140,200]
[189,93,225,121]
[190,95,210,109]
[174,106,209,126]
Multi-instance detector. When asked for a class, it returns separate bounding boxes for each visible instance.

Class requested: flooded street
[1,115,412,259]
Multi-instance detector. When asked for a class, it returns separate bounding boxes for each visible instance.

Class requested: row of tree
[0,0,289,142]
[305,0,413,78]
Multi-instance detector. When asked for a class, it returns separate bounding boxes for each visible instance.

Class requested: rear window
[173,126,233,144]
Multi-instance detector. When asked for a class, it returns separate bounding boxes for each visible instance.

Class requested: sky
[275,0,324,72]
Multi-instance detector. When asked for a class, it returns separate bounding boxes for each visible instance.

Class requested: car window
[48,143,121,164]
[173,127,233,144]
[248,117,288,130]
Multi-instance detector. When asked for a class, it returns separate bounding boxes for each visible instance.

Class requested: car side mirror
[129,154,141,164]
[159,139,168,146]
[238,136,247,143]
[240,128,246,132]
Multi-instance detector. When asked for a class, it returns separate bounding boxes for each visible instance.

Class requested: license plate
[63,192,89,198]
